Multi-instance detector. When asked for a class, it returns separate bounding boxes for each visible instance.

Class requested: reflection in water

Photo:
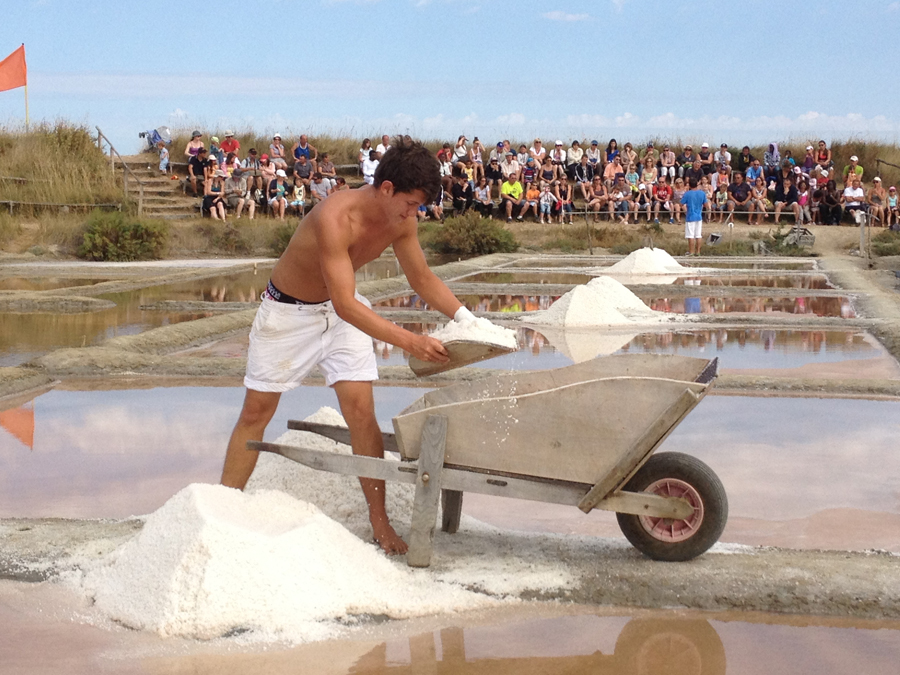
[0,277,105,291]
[377,293,854,318]
[672,274,832,289]
[456,272,594,285]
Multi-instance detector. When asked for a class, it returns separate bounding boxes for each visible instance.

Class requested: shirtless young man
[220,137,472,555]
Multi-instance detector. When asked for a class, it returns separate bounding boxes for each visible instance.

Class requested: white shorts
[244,293,378,392]
[685,220,702,239]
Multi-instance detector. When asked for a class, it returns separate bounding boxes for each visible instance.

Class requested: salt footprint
[80,484,490,643]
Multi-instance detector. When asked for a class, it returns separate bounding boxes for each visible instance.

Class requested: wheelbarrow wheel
[616,452,727,562]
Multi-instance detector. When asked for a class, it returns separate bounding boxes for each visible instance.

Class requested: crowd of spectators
[170,130,898,230]
[423,136,898,229]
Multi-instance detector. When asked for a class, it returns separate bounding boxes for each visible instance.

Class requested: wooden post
[440,490,463,534]
[138,182,144,217]
[407,415,447,568]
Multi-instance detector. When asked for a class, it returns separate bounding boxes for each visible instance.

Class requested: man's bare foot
[372,519,408,555]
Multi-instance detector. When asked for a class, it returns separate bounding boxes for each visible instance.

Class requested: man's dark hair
[688,178,699,189]
[374,136,441,202]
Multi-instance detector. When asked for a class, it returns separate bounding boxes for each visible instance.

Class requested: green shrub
[428,212,518,255]
[77,210,168,261]
[270,222,296,255]
[872,229,900,257]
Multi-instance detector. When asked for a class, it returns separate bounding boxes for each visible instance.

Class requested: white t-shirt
[843,186,864,206]
[362,158,379,184]
[375,143,390,156]
[714,150,732,165]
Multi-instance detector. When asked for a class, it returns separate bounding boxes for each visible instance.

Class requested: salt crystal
[603,247,685,275]
[526,277,669,327]
[429,317,518,350]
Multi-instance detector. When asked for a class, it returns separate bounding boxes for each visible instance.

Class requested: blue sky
[2,0,899,152]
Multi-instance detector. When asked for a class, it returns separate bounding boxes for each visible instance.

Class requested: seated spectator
[224,152,240,177]
[500,151,520,184]
[710,164,730,191]
[358,138,373,171]
[469,138,485,181]
[735,146,754,173]
[603,156,624,186]
[539,157,557,185]
[500,173,525,222]
[816,140,833,170]
[653,175,673,224]
[671,177,687,224]
[291,134,318,171]
[549,141,567,170]
[749,176,769,224]
[220,131,239,157]
[641,141,659,165]
[438,147,454,194]
[625,163,640,190]
[521,181,541,221]
[241,148,264,198]
[489,141,505,165]
[801,145,817,173]
[574,154,595,201]
[609,176,632,223]
[821,179,842,225]
[811,184,824,225]
[187,147,210,197]
[293,155,314,187]
[288,178,305,215]
[621,142,638,171]
[745,158,764,185]
[677,145,696,178]
[269,134,288,168]
[842,155,864,187]
[485,156,505,198]
[224,167,255,220]
[771,161,793,192]
[774,175,801,225]
[700,176,714,221]
[268,169,290,221]
[566,140,583,178]
[555,176,575,224]
[886,185,899,230]
[634,183,652,223]
[782,149,796,167]
[516,144,529,166]
[797,179,812,225]
[586,140,602,166]
[451,174,473,215]
[521,158,538,187]
[452,135,468,169]
[334,176,349,192]
[587,176,609,222]
[375,135,391,158]
[260,154,277,188]
[605,139,619,165]
[317,152,337,188]
[309,173,332,204]
[842,177,867,221]
[815,164,832,186]
[209,136,224,165]
[713,181,729,222]
[203,169,227,221]
[659,144,676,181]
[726,171,751,220]
[538,181,558,224]
[763,143,780,180]
[473,177,494,218]
[362,150,379,185]
[530,138,546,165]
[698,143,715,175]
[640,155,658,187]
[184,130,204,159]
[713,143,731,172]
[426,186,445,222]
[684,160,704,185]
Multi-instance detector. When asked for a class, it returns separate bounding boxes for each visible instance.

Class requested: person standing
[681,177,708,255]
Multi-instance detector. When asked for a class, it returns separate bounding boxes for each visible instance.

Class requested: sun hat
[215,169,226,177]
[890,186,897,191]
[793,166,802,173]
[850,155,858,161]
[225,130,234,137]
[701,142,709,148]
[638,183,646,190]
[275,169,287,177]
[273,133,282,139]
[806,145,813,150]
[261,153,268,160]
[211,136,219,143]
[591,140,598,145]
[191,130,201,138]
[555,140,563,146]
[874,176,882,182]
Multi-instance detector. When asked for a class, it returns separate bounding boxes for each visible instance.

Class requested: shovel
[409,339,516,377]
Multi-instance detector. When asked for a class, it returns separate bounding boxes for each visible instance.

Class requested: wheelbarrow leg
[441,490,463,534]
[407,415,448,568]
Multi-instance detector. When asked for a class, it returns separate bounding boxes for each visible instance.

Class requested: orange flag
[0,45,27,93]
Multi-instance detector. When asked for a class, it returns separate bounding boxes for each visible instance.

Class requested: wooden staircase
[115,154,201,220]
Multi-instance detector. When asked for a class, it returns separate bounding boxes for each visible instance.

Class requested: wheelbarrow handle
[287,420,400,455]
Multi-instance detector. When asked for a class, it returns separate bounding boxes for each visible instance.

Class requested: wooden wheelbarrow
[250,354,727,567]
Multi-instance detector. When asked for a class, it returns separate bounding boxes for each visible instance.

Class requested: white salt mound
[605,247,684,275]
[81,483,492,643]
[527,276,662,327]
[429,316,518,350]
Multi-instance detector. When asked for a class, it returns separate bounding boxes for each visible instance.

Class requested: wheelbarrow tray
[392,354,716,488]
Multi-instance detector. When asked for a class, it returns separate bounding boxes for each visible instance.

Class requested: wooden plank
[286,420,400,455]
[407,415,448,568]
[409,340,515,377]
[249,441,417,484]
[441,490,463,534]
[408,633,438,674]
[393,377,706,484]
[577,388,700,513]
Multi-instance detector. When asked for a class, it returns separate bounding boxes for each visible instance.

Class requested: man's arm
[393,226,463,319]
[315,214,448,363]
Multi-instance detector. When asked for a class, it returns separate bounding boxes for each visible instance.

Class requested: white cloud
[542,10,589,21]
[888,1,899,12]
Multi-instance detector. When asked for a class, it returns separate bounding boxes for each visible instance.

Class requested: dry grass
[0,122,121,207]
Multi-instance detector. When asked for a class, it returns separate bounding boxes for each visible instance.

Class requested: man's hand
[409,335,450,363]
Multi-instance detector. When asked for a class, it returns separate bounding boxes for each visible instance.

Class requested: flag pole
[24,82,29,132]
